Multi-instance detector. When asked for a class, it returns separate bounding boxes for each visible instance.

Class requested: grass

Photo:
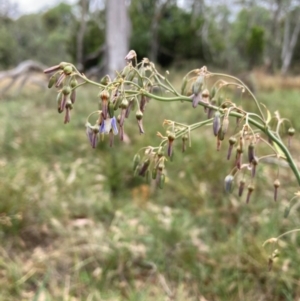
[0,75,300,300]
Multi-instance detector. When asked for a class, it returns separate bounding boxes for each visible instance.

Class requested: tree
[105,0,130,78]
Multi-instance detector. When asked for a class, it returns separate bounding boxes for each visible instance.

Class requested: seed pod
[224,174,234,193]
[213,111,221,136]
[246,184,255,204]
[238,179,246,197]
[273,179,280,202]
[227,137,237,160]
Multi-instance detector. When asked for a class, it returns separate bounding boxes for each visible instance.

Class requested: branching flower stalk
[44,50,300,196]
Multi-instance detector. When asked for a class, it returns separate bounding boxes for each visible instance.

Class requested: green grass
[0,81,300,300]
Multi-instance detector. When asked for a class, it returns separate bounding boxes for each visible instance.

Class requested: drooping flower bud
[69,78,78,103]
[56,91,63,113]
[273,179,280,202]
[248,141,255,163]
[167,132,175,157]
[213,111,221,136]
[64,100,73,124]
[138,159,150,177]
[191,93,201,108]
[235,146,243,169]
[251,156,258,178]
[99,90,110,119]
[182,134,188,152]
[60,86,71,112]
[119,98,129,126]
[55,72,66,87]
[288,127,295,148]
[238,179,246,197]
[227,137,237,160]
[136,110,144,134]
[246,184,255,204]
[125,50,137,61]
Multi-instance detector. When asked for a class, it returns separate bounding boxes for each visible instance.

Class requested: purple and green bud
[86,123,99,149]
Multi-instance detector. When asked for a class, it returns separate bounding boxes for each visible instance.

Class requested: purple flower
[99,117,118,135]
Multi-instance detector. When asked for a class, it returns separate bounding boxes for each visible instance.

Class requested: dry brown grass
[253,70,300,91]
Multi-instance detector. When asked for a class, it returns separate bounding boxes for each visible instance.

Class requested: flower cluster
[44,50,299,202]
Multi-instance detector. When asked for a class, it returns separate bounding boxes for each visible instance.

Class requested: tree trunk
[281,12,300,75]
[76,0,89,72]
[105,0,130,79]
